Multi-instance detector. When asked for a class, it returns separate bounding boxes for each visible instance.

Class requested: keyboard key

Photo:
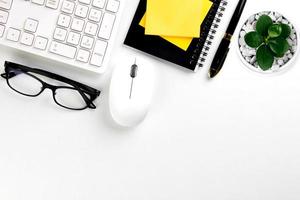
[32,0,45,5]
[92,0,105,9]
[88,8,102,22]
[6,28,20,42]
[71,18,84,32]
[24,18,38,32]
[53,27,67,41]
[49,41,77,58]
[98,13,115,40]
[90,40,107,66]
[20,32,34,46]
[34,36,48,50]
[75,4,89,18]
[0,0,12,10]
[0,10,8,24]
[46,0,60,9]
[81,35,94,49]
[84,21,98,36]
[94,40,107,55]
[67,31,80,45]
[57,14,71,28]
[0,25,5,37]
[61,0,75,14]
[106,0,119,13]
[78,0,90,5]
[76,49,90,62]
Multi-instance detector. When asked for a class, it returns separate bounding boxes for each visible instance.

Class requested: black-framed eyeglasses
[1,61,101,110]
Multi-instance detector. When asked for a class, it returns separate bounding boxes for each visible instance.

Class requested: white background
[1,0,300,199]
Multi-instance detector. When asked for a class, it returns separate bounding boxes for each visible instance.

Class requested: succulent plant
[244,15,291,71]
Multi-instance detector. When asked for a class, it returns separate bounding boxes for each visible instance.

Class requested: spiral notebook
[124,0,239,72]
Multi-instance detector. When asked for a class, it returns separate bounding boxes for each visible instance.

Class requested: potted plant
[238,12,298,73]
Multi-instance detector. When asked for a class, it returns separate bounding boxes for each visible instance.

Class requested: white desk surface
[1,0,300,199]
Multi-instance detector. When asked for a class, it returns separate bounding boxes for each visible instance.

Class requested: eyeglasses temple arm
[77,89,97,109]
[1,72,20,79]
[1,73,7,79]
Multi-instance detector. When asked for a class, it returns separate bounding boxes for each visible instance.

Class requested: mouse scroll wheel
[130,64,138,78]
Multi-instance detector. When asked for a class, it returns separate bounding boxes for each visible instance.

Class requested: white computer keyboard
[0,0,123,74]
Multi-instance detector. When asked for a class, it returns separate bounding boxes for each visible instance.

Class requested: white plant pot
[237,11,299,75]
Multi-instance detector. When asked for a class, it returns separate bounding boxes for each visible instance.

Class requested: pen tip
[208,72,211,78]
[208,70,216,79]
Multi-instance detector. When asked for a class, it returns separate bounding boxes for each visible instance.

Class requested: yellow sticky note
[140,14,192,51]
[145,0,212,37]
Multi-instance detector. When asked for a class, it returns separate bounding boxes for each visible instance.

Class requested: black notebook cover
[124,0,222,71]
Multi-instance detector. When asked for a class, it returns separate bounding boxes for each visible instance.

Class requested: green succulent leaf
[256,45,274,71]
[244,31,264,48]
[256,15,273,36]
[268,24,282,38]
[280,23,291,38]
[269,37,290,57]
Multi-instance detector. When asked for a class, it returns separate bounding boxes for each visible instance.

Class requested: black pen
[209,0,247,78]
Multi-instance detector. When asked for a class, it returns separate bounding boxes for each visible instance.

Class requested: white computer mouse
[109,56,155,127]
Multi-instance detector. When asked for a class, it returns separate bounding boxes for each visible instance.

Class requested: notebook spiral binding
[192,0,228,69]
